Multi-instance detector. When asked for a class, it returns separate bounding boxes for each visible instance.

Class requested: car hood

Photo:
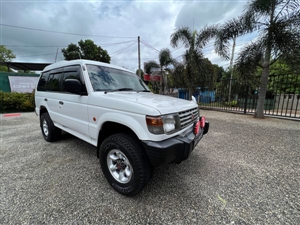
[105,92,197,114]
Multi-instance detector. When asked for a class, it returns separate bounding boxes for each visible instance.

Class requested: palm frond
[276,8,300,27]
[244,0,275,17]
[196,25,219,48]
[275,0,300,21]
[272,27,300,70]
[235,41,264,79]
[144,60,159,74]
[243,0,274,31]
[170,27,193,48]
[214,34,231,60]
[158,48,173,68]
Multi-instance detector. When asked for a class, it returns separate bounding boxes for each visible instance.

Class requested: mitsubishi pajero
[35,59,209,196]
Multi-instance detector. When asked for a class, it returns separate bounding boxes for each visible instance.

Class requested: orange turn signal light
[146,116,163,126]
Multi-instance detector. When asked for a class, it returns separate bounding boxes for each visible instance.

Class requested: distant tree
[235,0,300,118]
[144,60,160,93]
[170,61,187,88]
[0,66,10,72]
[136,69,144,79]
[62,39,111,63]
[17,70,36,74]
[259,61,300,95]
[144,60,159,74]
[213,64,225,82]
[0,46,16,72]
[158,48,173,94]
[171,27,212,99]
[199,0,300,118]
[143,49,173,94]
[0,45,16,63]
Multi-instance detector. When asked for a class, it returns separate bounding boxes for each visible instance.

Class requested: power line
[3,45,67,48]
[18,52,57,57]
[110,41,137,56]
[0,23,137,39]
[3,40,136,48]
[100,40,136,47]
[140,39,160,53]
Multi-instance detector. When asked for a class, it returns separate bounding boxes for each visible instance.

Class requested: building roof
[0,62,51,71]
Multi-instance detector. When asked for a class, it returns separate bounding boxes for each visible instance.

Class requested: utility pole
[55,48,59,62]
[138,36,141,79]
[228,36,236,103]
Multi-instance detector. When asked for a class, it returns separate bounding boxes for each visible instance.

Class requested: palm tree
[170,27,206,99]
[198,17,246,103]
[238,0,300,118]
[144,48,173,94]
[144,60,159,74]
[158,48,173,94]
[198,0,300,118]
[144,60,160,93]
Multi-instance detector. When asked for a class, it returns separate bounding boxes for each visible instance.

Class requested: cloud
[1,0,250,72]
[175,0,246,29]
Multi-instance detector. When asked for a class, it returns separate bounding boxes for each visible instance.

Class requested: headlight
[146,114,180,134]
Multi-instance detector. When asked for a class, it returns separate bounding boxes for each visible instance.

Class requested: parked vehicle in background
[35,59,209,196]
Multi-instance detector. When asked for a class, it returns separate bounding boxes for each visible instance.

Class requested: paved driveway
[1,111,299,225]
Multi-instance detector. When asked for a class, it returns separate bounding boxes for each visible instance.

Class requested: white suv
[35,59,209,196]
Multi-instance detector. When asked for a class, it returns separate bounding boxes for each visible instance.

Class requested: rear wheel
[40,113,61,142]
[99,133,152,196]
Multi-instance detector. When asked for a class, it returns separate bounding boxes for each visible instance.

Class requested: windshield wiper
[111,88,134,92]
[137,90,151,92]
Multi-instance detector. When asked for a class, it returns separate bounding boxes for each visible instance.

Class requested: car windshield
[86,64,150,92]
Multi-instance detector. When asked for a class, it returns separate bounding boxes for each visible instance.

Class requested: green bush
[0,90,35,113]
[224,100,237,107]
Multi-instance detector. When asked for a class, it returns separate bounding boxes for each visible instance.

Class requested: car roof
[43,59,133,73]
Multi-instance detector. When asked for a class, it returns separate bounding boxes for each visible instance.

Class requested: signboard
[8,76,39,93]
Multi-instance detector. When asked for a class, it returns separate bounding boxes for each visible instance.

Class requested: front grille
[179,107,199,129]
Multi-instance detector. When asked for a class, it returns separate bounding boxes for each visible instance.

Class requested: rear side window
[37,72,49,91]
[62,66,81,92]
[47,73,62,92]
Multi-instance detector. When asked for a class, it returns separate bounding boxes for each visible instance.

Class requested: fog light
[194,121,200,135]
[200,116,206,128]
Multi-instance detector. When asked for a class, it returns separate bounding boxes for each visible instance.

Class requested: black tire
[40,113,61,142]
[99,133,152,196]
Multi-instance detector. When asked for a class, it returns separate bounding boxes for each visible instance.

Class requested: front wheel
[99,133,152,196]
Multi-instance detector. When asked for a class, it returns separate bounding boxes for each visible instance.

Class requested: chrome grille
[179,107,199,129]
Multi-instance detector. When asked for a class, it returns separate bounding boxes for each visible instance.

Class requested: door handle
[59,101,64,105]
[44,98,48,101]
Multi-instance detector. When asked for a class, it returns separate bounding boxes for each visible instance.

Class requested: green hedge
[0,91,35,113]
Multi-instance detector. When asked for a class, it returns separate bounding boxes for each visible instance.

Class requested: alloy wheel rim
[107,149,133,184]
[42,119,49,137]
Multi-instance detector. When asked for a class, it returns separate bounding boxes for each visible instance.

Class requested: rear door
[58,65,89,138]
[45,68,63,124]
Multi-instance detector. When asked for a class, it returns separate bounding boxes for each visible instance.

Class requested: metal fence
[198,74,300,119]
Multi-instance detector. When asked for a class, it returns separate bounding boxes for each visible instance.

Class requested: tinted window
[62,69,81,92]
[47,73,62,92]
[37,72,49,91]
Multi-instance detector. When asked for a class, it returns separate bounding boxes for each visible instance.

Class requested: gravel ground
[0,110,299,225]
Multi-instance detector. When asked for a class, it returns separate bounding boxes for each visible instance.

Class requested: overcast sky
[1,0,253,72]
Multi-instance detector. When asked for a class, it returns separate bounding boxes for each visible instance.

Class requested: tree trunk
[255,3,275,118]
[160,68,163,94]
[164,74,168,94]
[255,49,271,118]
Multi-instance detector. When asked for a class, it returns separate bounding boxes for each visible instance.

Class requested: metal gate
[198,74,300,119]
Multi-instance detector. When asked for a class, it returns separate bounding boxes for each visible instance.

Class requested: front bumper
[142,121,209,166]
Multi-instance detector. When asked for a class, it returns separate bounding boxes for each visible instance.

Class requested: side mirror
[64,79,86,95]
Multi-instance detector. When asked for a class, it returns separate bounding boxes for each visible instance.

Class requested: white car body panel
[35,59,199,147]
